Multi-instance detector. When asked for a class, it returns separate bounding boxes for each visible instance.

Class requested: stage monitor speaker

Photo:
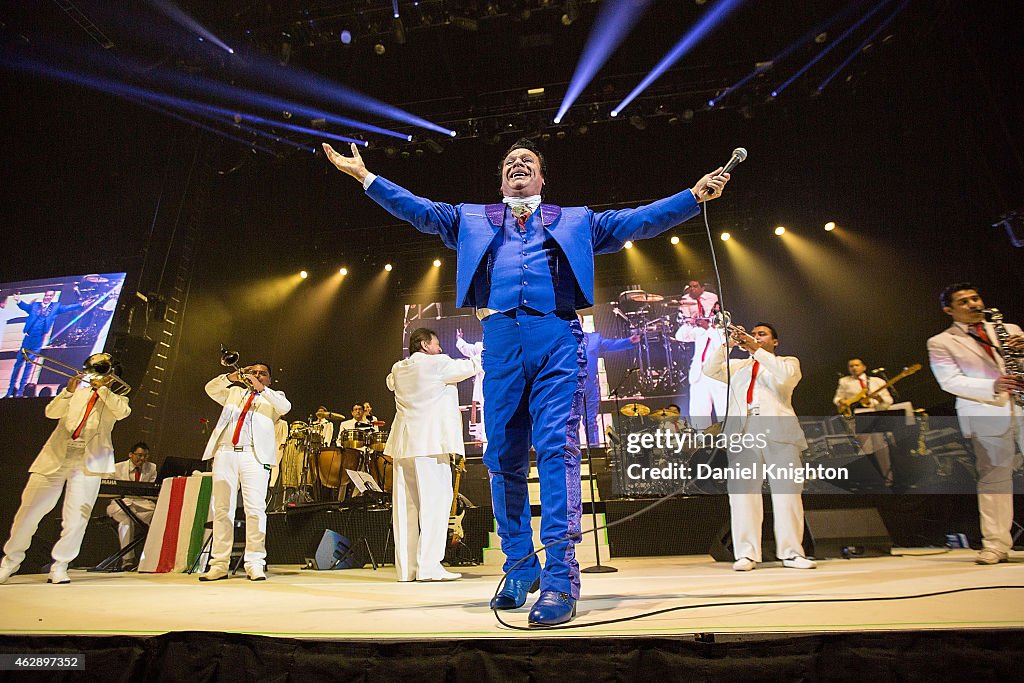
[109,333,156,392]
[708,507,892,561]
[805,507,892,558]
[306,529,356,570]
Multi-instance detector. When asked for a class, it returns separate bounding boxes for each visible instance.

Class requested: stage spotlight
[670,235,680,245]
[424,138,444,154]
[393,17,407,45]
[300,270,308,279]
[721,232,731,241]
[824,221,836,232]
[624,241,634,249]
[562,0,581,26]
[432,258,442,267]
[340,30,352,45]
[339,267,348,276]
[774,226,786,236]
[374,42,386,55]
[384,263,393,272]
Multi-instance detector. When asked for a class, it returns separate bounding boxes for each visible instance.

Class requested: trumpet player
[703,323,815,572]
[0,368,130,585]
[199,361,291,582]
[928,283,1024,565]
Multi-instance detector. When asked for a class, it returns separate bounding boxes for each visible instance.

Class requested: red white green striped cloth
[138,474,213,573]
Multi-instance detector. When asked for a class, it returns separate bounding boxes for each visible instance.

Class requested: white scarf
[502,195,542,213]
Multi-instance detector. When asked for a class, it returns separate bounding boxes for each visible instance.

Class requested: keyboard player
[105,442,157,570]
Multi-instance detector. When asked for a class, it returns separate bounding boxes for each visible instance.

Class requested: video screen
[0,272,127,398]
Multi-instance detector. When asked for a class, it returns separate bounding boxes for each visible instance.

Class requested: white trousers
[210,447,270,571]
[392,455,453,581]
[727,441,807,562]
[0,450,102,574]
[688,378,727,430]
[972,426,1024,553]
[107,499,156,561]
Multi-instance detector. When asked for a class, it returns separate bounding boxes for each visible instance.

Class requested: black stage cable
[489,194,740,626]
[493,584,1024,632]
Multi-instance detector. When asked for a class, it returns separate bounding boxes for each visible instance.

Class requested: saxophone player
[927,283,1024,565]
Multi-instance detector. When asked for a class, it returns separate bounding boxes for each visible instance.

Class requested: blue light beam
[708,0,867,107]
[612,0,745,117]
[143,0,235,54]
[553,0,654,124]
[816,0,908,93]
[771,0,891,98]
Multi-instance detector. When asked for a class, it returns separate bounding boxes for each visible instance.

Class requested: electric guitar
[838,363,922,418]
[447,455,467,546]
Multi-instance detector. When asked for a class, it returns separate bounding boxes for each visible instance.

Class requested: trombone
[19,349,131,395]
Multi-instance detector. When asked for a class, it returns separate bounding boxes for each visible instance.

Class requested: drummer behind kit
[274,409,393,508]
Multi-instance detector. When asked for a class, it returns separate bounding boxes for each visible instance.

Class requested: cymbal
[649,407,681,420]
[619,402,650,417]
[627,292,664,303]
[83,274,109,283]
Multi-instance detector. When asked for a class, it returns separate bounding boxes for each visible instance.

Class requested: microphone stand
[580,387,616,574]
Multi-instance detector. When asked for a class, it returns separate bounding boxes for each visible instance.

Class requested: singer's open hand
[322,142,369,183]
[692,167,729,203]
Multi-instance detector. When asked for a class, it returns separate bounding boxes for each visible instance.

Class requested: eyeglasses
[131,451,148,458]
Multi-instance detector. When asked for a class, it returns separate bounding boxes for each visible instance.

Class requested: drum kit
[612,402,728,496]
[614,287,700,394]
[277,412,392,508]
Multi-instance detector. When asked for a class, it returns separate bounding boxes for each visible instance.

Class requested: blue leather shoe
[490,577,540,610]
[527,590,577,626]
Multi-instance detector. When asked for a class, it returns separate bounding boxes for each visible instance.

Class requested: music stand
[853,407,918,492]
[334,469,386,569]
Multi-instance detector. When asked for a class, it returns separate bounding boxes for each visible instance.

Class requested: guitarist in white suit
[704,322,816,572]
[927,283,1024,565]
[386,328,478,582]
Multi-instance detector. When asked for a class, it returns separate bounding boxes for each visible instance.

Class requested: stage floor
[1,551,1022,640]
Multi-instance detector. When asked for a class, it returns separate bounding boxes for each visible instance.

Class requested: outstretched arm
[322,142,369,184]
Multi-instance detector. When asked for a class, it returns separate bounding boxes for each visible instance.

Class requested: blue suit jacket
[366,177,700,309]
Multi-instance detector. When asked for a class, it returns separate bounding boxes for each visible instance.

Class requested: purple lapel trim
[485,203,561,227]
[540,204,561,226]
[485,204,505,227]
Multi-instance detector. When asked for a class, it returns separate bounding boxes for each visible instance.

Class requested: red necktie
[511,205,532,232]
[697,299,705,318]
[231,392,256,446]
[72,390,100,440]
[701,338,712,362]
[858,377,867,390]
[746,361,760,405]
[134,467,141,482]
[970,323,996,361]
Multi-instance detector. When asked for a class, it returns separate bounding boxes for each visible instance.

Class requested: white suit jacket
[30,386,131,476]
[689,326,726,385]
[112,459,157,483]
[928,321,1022,437]
[384,352,477,460]
[703,345,807,449]
[201,374,292,466]
[455,336,485,404]
[833,375,892,410]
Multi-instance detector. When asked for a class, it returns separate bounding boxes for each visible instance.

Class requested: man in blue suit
[5,290,84,398]
[323,138,729,625]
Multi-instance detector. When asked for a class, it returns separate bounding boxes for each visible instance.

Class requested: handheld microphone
[705,147,746,196]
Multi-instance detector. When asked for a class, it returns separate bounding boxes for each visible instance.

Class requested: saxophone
[983,308,1024,408]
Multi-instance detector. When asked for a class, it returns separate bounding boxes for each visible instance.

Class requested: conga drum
[280,437,306,489]
[369,453,393,494]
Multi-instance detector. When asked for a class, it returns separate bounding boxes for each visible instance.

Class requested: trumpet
[20,349,131,395]
[220,344,256,391]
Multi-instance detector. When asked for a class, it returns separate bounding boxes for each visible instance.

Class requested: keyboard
[98,479,161,499]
